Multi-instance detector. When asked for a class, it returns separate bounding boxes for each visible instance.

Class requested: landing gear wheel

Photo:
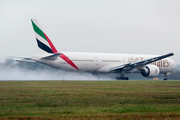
[116,77,121,80]
[116,77,129,80]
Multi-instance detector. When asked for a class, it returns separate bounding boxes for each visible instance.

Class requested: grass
[0,80,180,119]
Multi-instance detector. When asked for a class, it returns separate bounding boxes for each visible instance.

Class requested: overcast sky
[0,0,180,64]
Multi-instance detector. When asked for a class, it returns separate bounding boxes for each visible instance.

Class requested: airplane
[12,19,176,80]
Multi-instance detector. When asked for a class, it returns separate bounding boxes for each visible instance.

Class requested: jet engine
[140,65,160,78]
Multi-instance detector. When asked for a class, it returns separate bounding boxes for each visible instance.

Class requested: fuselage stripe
[43,33,79,70]
[60,54,79,70]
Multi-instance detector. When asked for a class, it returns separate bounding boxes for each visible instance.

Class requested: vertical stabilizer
[31,19,58,53]
[31,19,79,70]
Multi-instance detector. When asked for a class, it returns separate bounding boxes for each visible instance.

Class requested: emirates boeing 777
[14,19,176,80]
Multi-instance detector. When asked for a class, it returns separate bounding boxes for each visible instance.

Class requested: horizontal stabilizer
[41,53,62,60]
[16,59,36,63]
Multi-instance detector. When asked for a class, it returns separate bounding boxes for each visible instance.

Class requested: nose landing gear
[163,73,168,80]
[163,72,171,80]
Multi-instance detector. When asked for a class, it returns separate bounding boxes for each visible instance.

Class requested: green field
[0,80,180,119]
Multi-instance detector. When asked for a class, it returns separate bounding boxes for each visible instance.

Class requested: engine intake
[141,65,160,78]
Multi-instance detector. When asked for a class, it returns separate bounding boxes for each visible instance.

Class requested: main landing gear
[116,72,129,80]
[116,77,129,80]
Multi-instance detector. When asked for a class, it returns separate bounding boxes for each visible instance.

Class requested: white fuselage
[31,52,176,74]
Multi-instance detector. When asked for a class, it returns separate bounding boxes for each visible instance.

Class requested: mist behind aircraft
[0,62,111,80]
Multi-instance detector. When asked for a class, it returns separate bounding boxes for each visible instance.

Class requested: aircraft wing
[110,53,174,71]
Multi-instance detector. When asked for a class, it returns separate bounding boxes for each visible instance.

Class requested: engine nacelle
[141,65,160,78]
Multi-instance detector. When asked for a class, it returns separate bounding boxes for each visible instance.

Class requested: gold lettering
[167,62,169,67]
[140,57,144,60]
[135,57,139,61]
[152,62,156,65]
[163,60,169,67]
[128,57,133,61]
[157,60,162,67]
